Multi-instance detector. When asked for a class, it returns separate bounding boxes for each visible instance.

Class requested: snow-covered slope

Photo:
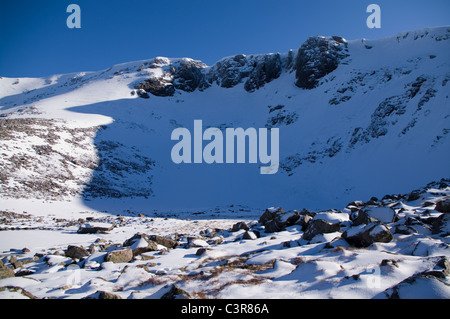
[1,26,449,212]
[1,26,450,300]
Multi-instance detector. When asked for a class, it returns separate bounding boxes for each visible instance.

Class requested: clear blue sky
[1,0,449,77]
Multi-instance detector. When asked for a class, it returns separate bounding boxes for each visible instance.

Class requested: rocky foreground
[1,179,449,299]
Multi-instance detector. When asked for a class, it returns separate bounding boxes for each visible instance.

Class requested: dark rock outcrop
[294,36,349,89]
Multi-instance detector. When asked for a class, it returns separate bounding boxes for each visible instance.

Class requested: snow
[0,26,449,299]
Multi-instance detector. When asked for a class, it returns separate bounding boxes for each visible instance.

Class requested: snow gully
[171,120,280,174]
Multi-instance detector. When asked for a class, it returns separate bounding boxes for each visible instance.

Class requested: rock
[135,78,175,97]
[124,233,178,250]
[422,256,450,278]
[362,206,396,224]
[188,238,209,248]
[123,233,158,256]
[294,35,348,89]
[259,207,284,224]
[136,89,150,99]
[97,290,122,299]
[244,53,282,92]
[302,219,340,241]
[207,235,224,245]
[77,224,113,234]
[0,265,14,279]
[386,273,450,299]
[231,221,250,232]
[436,198,450,213]
[65,245,90,259]
[242,231,257,240]
[195,248,209,256]
[352,210,379,226]
[173,58,209,92]
[161,284,191,299]
[407,191,421,202]
[105,248,133,263]
[15,269,34,277]
[432,213,450,235]
[0,286,37,299]
[207,53,281,92]
[148,235,179,249]
[295,213,313,231]
[259,208,300,233]
[343,222,393,248]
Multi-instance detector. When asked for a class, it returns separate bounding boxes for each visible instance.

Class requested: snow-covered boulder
[302,219,341,241]
[259,207,300,233]
[343,222,393,247]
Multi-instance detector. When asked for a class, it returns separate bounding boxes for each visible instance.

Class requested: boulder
[105,248,133,263]
[259,207,284,224]
[0,265,14,279]
[343,222,393,248]
[259,208,300,233]
[352,210,378,226]
[242,231,258,240]
[147,235,179,249]
[123,233,178,255]
[65,245,90,259]
[97,291,122,299]
[302,219,340,241]
[123,233,158,256]
[77,224,113,234]
[436,198,450,213]
[432,213,450,235]
[362,207,396,224]
[231,221,250,232]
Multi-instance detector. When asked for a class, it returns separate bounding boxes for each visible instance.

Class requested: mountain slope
[0,26,449,212]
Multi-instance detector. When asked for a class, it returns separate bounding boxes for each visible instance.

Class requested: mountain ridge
[0,25,449,211]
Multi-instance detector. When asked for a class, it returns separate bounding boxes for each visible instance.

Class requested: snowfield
[0,181,449,299]
[0,26,449,299]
